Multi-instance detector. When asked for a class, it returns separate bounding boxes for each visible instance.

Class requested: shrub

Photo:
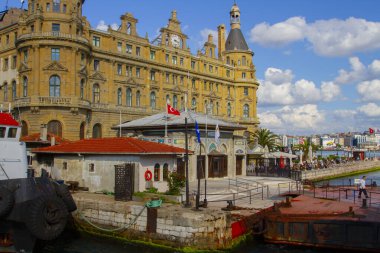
[166,172,185,195]
[145,187,158,194]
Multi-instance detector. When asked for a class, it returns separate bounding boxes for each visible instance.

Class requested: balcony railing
[39,96,71,105]
[13,96,90,108]
[17,32,89,44]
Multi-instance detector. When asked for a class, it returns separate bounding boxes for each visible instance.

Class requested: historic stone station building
[0,1,259,140]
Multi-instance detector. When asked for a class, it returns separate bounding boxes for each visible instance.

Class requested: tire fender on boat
[54,183,77,212]
[26,195,69,241]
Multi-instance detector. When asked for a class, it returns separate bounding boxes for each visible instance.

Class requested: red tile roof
[33,137,190,155]
[0,113,19,126]
[21,133,69,144]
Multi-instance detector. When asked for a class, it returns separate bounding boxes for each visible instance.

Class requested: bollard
[362,198,367,208]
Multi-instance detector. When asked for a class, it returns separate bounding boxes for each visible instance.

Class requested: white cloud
[259,104,325,134]
[357,80,380,102]
[335,57,367,84]
[96,20,119,31]
[358,103,380,117]
[294,79,321,102]
[258,67,341,105]
[259,112,282,127]
[264,67,293,84]
[250,17,306,47]
[200,28,218,45]
[250,17,380,57]
[280,104,325,129]
[321,82,341,102]
[333,109,357,119]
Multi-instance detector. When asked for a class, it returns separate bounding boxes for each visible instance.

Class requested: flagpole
[204,104,209,207]
[119,110,122,137]
[165,101,168,143]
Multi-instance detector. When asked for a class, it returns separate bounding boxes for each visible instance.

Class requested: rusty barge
[263,193,380,252]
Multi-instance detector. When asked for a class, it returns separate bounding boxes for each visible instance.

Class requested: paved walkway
[185,176,296,210]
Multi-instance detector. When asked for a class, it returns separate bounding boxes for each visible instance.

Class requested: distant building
[321,136,336,149]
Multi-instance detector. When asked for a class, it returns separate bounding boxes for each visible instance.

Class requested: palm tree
[248,128,279,151]
[293,139,320,161]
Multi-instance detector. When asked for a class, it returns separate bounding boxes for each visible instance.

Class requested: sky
[4,0,380,135]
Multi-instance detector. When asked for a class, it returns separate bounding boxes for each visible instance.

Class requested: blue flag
[195,120,201,144]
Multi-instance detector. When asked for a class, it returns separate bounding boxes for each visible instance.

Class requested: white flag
[215,124,220,143]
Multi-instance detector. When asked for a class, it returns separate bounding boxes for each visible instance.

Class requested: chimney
[40,124,47,141]
[51,136,56,146]
[218,24,226,58]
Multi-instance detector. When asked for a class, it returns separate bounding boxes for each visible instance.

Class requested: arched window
[79,122,85,140]
[209,48,212,57]
[216,102,219,115]
[173,95,178,109]
[80,79,85,99]
[166,94,170,104]
[154,163,160,181]
[243,104,249,118]
[191,97,196,110]
[150,92,156,109]
[47,120,62,137]
[127,22,131,34]
[49,75,60,97]
[3,82,8,101]
[23,77,28,97]
[136,90,141,107]
[204,100,208,113]
[227,102,231,117]
[11,80,16,100]
[92,123,102,139]
[126,88,132,107]
[53,0,60,12]
[93,83,100,103]
[21,121,28,137]
[163,163,169,181]
[226,56,230,65]
[117,88,122,105]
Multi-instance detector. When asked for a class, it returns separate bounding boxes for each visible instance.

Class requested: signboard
[235,140,245,145]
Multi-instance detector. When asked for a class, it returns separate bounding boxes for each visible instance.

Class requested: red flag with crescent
[167,104,180,116]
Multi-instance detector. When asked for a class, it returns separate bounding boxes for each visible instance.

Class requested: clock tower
[159,10,187,49]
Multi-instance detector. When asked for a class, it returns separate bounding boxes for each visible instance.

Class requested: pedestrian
[358,176,369,198]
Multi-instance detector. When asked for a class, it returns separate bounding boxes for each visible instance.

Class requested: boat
[0,112,77,253]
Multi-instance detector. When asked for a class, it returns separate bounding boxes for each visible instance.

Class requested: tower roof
[225,28,249,51]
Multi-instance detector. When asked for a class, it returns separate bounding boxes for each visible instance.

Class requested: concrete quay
[71,161,380,251]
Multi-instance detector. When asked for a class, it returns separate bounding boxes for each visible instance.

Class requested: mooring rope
[79,204,147,233]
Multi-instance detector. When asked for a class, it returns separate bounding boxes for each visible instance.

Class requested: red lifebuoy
[145,170,152,181]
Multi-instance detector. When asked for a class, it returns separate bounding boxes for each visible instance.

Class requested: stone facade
[0,1,259,141]
[74,193,233,250]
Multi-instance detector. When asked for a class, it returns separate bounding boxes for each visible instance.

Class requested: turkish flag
[167,104,180,116]
[369,128,374,134]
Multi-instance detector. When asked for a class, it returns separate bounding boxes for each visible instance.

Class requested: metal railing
[277,181,304,195]
[202,185,269,206]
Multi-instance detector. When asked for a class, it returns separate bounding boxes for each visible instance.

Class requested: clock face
[171,35,181,47]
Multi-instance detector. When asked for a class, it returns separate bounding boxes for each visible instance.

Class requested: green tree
[293,139,320,161]
[248,128,279,151]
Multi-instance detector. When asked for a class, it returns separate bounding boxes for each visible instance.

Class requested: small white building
[32,137,189,193]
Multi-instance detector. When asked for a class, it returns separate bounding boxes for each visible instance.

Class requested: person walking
[358,176,369,198]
